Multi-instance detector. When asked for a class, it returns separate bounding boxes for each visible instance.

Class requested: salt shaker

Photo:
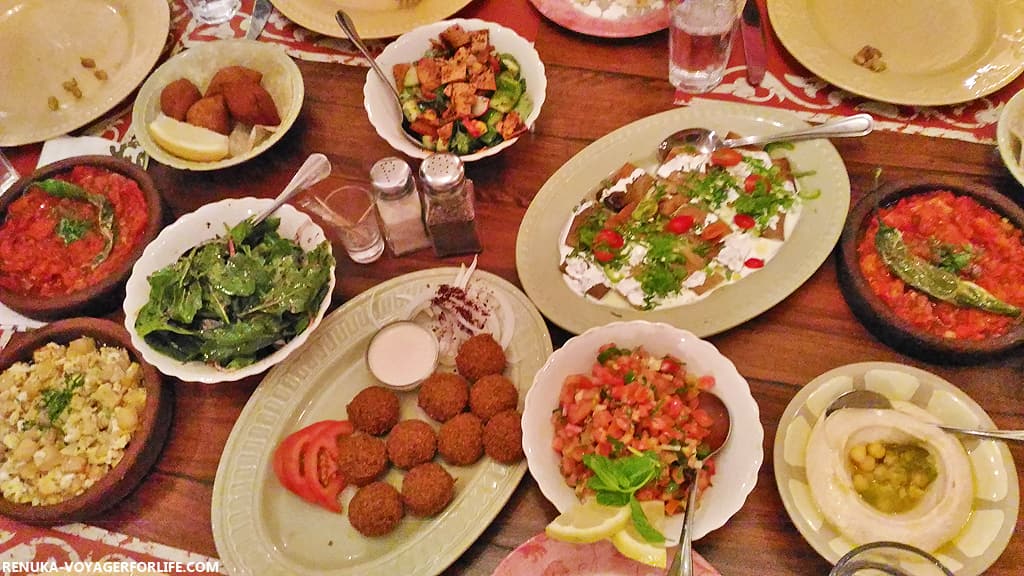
[419,153,482,257]
[370,157,431,256]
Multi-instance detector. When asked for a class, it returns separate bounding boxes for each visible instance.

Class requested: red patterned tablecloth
[674,0,1017,144]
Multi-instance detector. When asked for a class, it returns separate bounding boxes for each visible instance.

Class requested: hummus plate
[774,362,1019,575]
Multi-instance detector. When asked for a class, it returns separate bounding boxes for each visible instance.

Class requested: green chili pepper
[875,221,1020,317]
[35,179,117,267]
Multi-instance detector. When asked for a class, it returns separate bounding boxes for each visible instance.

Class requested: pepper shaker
[419,153,481,257]
[370,157,431,256]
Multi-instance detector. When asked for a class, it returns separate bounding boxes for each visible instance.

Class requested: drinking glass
[185,0,241,24]
[830,541,954,576]
[669,0,743,93]
[0,150,18,195]
[296,184,384,264]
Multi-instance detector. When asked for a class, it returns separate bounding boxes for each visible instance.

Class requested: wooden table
[83,17,1024,576]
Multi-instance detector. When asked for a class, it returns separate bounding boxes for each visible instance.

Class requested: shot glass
[0,150,18,195]
[669,0,743,93]
[296,184,384,264]
[185,0,241,24]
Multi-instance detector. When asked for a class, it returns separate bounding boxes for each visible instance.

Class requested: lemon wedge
[148,114,230,162]
[610,500,667,569]
[545,499,631,544]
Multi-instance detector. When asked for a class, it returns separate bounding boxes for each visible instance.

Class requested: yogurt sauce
[366,321,439,390]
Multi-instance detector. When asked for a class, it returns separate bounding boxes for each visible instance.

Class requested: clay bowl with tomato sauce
[837,176,1024,363]
[0,156,164,321]
[0,318,172,524]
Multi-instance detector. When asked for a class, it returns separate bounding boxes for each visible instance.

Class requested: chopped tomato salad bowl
[522,320,763,545]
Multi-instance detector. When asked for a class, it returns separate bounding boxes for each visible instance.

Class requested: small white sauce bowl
[366,321,439,391]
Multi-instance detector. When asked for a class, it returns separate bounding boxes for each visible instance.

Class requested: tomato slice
[272,420,353,512]
[300,421,353,513]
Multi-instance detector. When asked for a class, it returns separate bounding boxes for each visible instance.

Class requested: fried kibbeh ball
[456,333,506,382]
[483,410,524,464]
[347,385,401,435]
[221,80,281,126]
[438,412,483,466]
[418,372,469,422]
[469,374,518,422]
[337,433,388,486]
[205,65,263,96]
[402,462,455,517]
[185,94,231,135]
[160,78,201,121]
[348,481,404,537]
[387,419,437,470]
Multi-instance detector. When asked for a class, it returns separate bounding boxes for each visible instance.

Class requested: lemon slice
[148,114,230,162]
[610,500,668,568]
[545,499,631,544]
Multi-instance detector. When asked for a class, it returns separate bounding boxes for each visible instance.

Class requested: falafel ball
[483,410,524,464]
[347,386,401,435]
[387,419,437,470]
[348,481,403,537]
[417,372,469,422]
[469,374,519,422]
[455,333,507,382]
[401,462,455,517]
[337,433,388,486]
[438,412,484,466]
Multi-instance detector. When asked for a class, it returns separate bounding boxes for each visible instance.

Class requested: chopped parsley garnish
[55,217,91,244]
[39,373,85,426]
[932,242,974,275]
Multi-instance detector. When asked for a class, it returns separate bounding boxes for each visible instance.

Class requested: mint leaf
[596,491,630,507]
[630,496,666,544]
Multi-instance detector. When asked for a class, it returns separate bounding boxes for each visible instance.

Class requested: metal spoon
[826,389,1024,443]
[657,113,874,163]
[667,391,732,576]
[250,153,332,228]
[335,9,424,149]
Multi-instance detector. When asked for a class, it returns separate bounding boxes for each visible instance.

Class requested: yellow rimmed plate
[211,267,553,576]
[516,100,850,337]
[0,0,169,146]
[773,362,1019,575]
[269,0,473,40]
[767,0,1024,106]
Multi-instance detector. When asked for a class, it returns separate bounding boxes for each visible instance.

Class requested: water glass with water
[185,0,241,24]
[669,0,744,93]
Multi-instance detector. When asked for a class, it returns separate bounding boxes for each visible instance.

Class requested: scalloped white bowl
[522,320,763,545]
[123,198,335,383]
[364,18,547,162]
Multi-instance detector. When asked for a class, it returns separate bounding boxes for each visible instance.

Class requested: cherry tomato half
[744,174,765,193]
[734,214,756,230]
[594,228,625,250]
[710,148,743,167]
[745,258,765,268]
[665,215,695,235]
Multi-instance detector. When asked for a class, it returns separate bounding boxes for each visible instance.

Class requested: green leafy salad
[134,217,334,369]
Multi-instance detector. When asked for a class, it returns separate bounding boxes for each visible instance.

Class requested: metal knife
[740,0,767,86]
[247,0,272,41]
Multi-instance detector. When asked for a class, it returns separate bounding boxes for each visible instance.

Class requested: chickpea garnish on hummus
[805,396,973,553]
[0,337,147,506]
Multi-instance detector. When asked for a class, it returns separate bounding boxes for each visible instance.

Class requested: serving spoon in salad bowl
[826,389,1024,443]
[335,10,425,149]
[657,113,874,163]
[668,391,732,576]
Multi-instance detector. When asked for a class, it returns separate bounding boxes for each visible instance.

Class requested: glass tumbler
[669,0,743,93]
[296,184,384,264]
[185,0,241,24]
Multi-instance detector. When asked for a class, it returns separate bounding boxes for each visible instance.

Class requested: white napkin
[0,135,147,335]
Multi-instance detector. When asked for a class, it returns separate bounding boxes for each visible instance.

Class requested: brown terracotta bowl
[0,156,164,321]
[0,318,172,523]
[837,176,1024,364]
